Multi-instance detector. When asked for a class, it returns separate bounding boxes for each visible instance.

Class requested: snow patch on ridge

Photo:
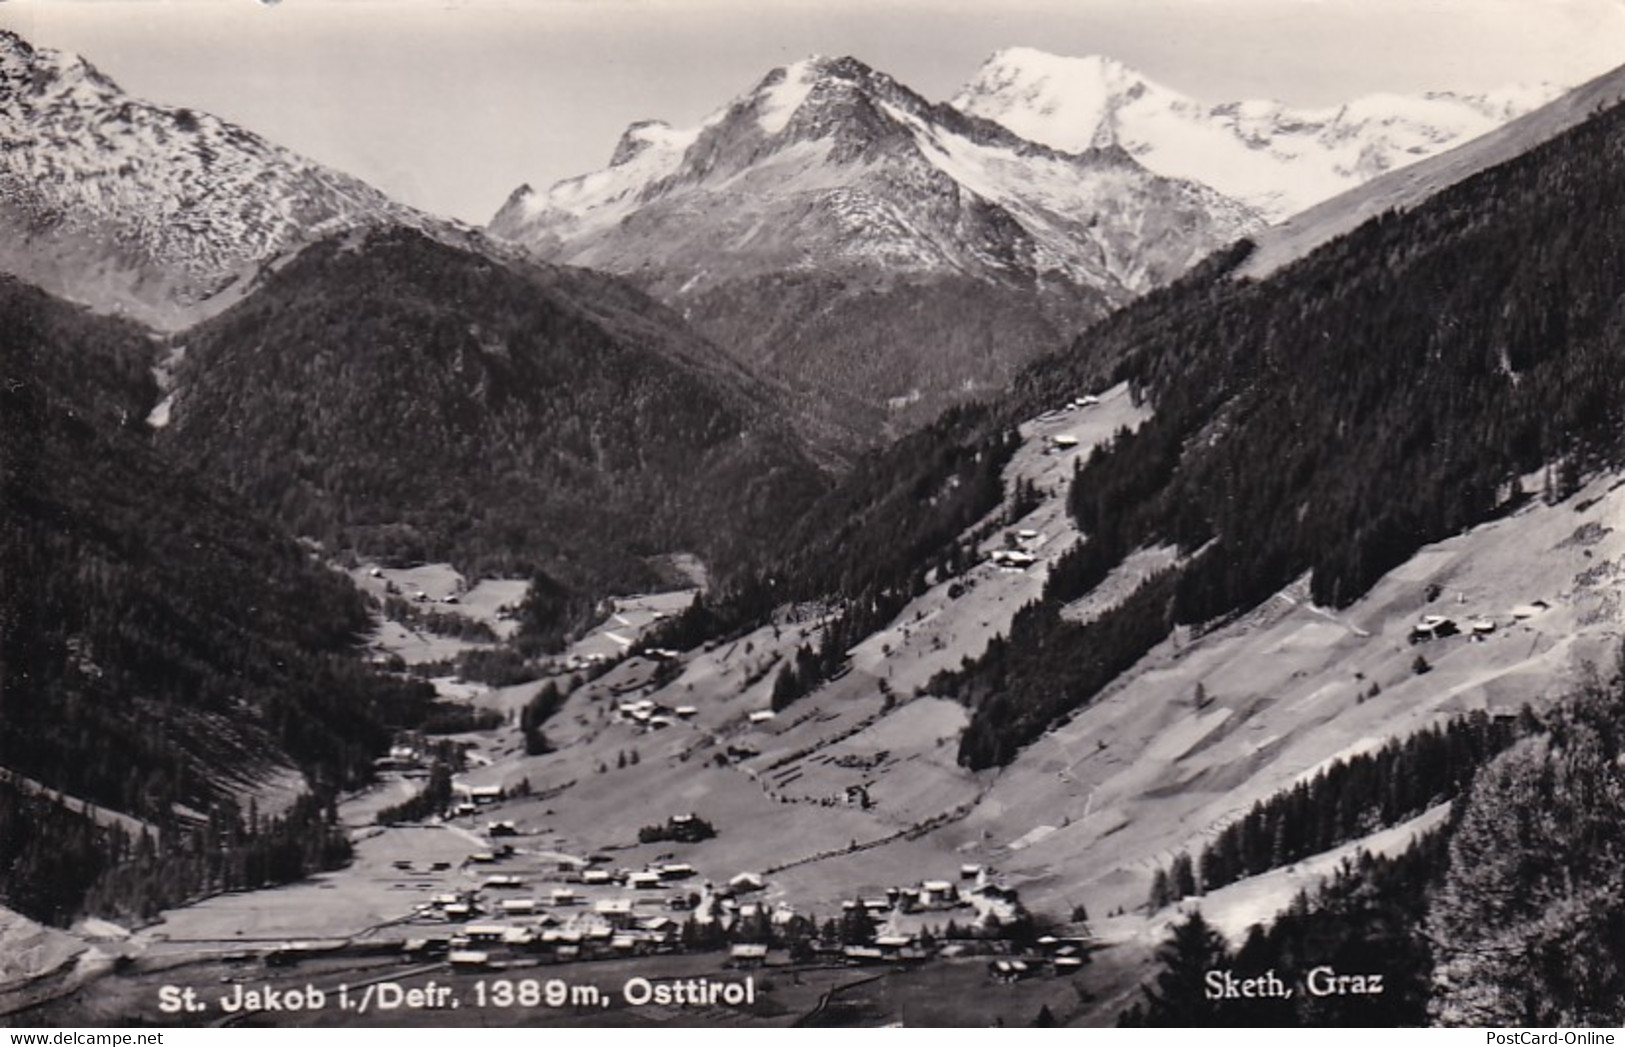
[756,59,823,135]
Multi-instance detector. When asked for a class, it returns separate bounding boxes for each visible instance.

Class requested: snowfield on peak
[953,46,1563,222]
[494,54,1257,293]
[1240,61,1625,279]
[755,58,826,135]
[488,55,1260,449]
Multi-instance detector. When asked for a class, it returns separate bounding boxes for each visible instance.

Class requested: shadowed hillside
[160,228,831,641]
[0,277,437,924]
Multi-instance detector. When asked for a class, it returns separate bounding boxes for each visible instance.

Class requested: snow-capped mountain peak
[608,119,700,169]
[753,57,829,134]
[492,51,1257,296]
[0,28,463,330]
[952,48,1170,154]
[488,53,1260,448]
[952,47,1564,221]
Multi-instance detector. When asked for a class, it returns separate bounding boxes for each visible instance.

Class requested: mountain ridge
[157,225,831,626]
[1240,59,1625,278]
[953,46,1563,222]
[490,53,1260,449]
[0,29,481,331]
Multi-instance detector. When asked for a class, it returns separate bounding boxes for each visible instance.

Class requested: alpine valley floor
[7,385,1624,1028]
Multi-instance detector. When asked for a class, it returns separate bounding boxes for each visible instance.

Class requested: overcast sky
[2,0,1622,224]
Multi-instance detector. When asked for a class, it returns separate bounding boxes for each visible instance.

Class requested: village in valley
[4,396,1149,1028]
[5,1,1625,1027]
[13,378,1614,1029]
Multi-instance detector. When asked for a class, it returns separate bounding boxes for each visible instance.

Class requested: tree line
[1147,709,1524,906]
[1125,655,1625,1026]
[0,275,433,924]
[940,94,1625,768]
[0,781,352,927]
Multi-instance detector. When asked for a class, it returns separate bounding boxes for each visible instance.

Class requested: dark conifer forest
[1196,711,1519,894]
[160,229,830,602]
[0,277,434,923]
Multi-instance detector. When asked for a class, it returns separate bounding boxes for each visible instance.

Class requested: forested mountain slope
[158,227,830,633]
[660,72,1625,773]
[0,277,435,923]
[946,81,1625,766]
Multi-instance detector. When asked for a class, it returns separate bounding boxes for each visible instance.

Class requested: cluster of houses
[728,927,1088,977]
[988,937,1090,981]
[367,756,1086,982]
[613,697,698,729]
[422,911,687,970]
[1040,395,1104,452]
[723,865,1086,976]
[389,855,794,970]
[920,865,1021,923]
[1036,394,1101,423]
[1409,600,1549,645]
[824,865,1026,946]
[365,567,461,605]
[842,876,968,918]
[551,651,612,674]
[360,834,1087,981]
[786,934,932,967]
[989,528,1044,571]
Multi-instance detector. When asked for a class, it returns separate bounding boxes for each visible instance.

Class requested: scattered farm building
[1410,615,1460,643]
[463,925,506,944]
[989,959,1034,982]
[729,872,766,895]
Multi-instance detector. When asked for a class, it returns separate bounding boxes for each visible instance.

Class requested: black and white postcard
[2,0,1623,1029]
